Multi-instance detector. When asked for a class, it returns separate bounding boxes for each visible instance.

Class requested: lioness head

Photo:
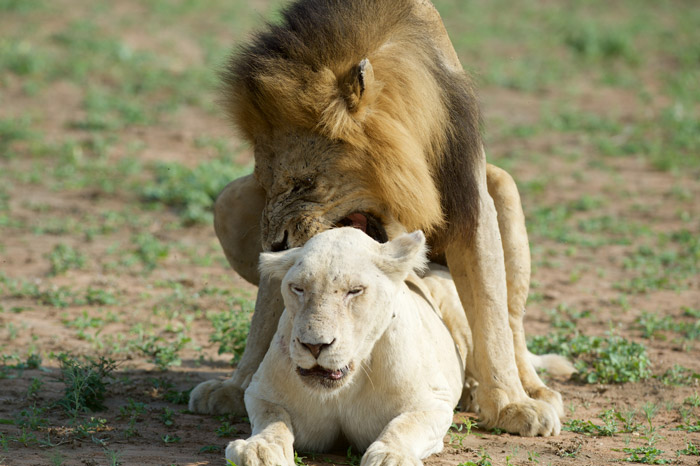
[259,227,427,391]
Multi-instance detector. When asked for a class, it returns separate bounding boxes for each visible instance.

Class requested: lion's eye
[290,285,304,296]
[347,287,364,297]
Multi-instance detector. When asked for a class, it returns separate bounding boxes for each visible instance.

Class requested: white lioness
[226,228,568,465]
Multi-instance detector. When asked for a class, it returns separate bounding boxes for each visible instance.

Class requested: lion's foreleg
[446,159,559,436]
[362,407,452,466]
[189,175,285,416]
[226,397,295,466]
[486,164,564,417]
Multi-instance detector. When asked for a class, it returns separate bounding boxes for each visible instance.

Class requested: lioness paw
[361,442,422,466]
[497,399,561,437]
[226,438,294,466]
[188,379,245,415]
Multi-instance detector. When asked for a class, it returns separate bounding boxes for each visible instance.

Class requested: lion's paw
[361,442,422,466]
[528,386,564,418]
[226,438,294,466]
[188,379,245,416]
[496,399,561,437]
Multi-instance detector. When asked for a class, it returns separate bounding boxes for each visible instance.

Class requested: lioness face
[259,228,426,392]
[254,130,390,252]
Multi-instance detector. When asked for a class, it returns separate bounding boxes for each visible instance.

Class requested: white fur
[227,228,467,465]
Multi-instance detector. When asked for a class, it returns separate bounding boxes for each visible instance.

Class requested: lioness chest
[250,293,464,452]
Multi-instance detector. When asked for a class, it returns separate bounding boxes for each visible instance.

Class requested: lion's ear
[258,247,302,281]
[377,230,428,280]
[341,58,376,113]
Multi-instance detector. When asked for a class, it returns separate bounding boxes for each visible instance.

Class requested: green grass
[142,154,252,225]
[56,354,116,416]
[0,0,698,463]
[619,230,700,293]
[207,297,254,364]
[529,330,652,384]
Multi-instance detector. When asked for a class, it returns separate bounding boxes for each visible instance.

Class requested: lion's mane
[222,0,482,251]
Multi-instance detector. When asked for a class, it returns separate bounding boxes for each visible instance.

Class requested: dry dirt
[1,1,699,466]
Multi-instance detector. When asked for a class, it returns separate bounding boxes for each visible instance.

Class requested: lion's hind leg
[486,164,572,417]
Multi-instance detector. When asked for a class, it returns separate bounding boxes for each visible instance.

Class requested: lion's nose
[270,230,289,252]
[300,338,335,359]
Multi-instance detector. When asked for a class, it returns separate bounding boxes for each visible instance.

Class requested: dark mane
[222,0,482,248]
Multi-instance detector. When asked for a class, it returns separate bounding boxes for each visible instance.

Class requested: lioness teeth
[297,365,348,380]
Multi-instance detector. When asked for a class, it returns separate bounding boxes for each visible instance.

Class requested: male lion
[190,0,568,435]
[227,228,570,465]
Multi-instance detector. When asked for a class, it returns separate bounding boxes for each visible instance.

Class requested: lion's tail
[528,352,576,378]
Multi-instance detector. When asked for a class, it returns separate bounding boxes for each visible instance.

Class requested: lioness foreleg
[446,156,560,436]
[361,407,453,466]
[226,398,295,466]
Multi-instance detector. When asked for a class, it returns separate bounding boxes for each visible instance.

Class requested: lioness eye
[291,285,304,296]
[347,287,364,297]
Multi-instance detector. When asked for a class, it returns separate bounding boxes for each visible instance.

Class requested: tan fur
[223,0,481,246]
[190,0,569,437]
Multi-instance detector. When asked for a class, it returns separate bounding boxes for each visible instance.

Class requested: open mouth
[296,364,352,388]
[335,212,388,243]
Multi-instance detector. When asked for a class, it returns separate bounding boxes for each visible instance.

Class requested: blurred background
[0,0,698,464]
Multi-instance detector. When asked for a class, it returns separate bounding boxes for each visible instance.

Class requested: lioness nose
[300,339,335,359]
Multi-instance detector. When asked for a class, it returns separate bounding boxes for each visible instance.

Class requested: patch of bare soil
[1,3,699,466]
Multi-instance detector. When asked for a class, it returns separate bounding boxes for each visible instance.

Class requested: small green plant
[160,407,175,426]
[56,354,116,416]
[658,364,700,386]
[142,156,251,225]
[345,446,361,466]
[448,416,476,447]
[15,405,48,430]
[208,299,254,364]
[134,333,190,370]
[131,232,169,272]
[564,408,643,436]
[48,451,65,466]
[294,451,307,466]
[528,331,652,384]
[0,353,40,379]
[621,445,669,464]
[119,398,147,437]
[459,448,492,466]
[47,243,86,275]
[678,441,700,456]
[216,420,238,437]
[199,445,221,453]
[104,448,122,466]
[675,417,700,432]
[684,392,700,407]
[85,287,119,305]
[73,417,108,438]
[162,434,180,444]
[26,377,43,398]
[527,450,540,463]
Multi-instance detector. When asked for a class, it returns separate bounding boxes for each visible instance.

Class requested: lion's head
[222,0,483,253]
[259,227,427,391]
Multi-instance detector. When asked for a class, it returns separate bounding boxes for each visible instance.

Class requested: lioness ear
[341,58,375,113]
[377,230,428,280]
[258,247,302,281]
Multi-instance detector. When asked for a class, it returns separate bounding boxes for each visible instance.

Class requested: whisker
[360,360,375,390]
